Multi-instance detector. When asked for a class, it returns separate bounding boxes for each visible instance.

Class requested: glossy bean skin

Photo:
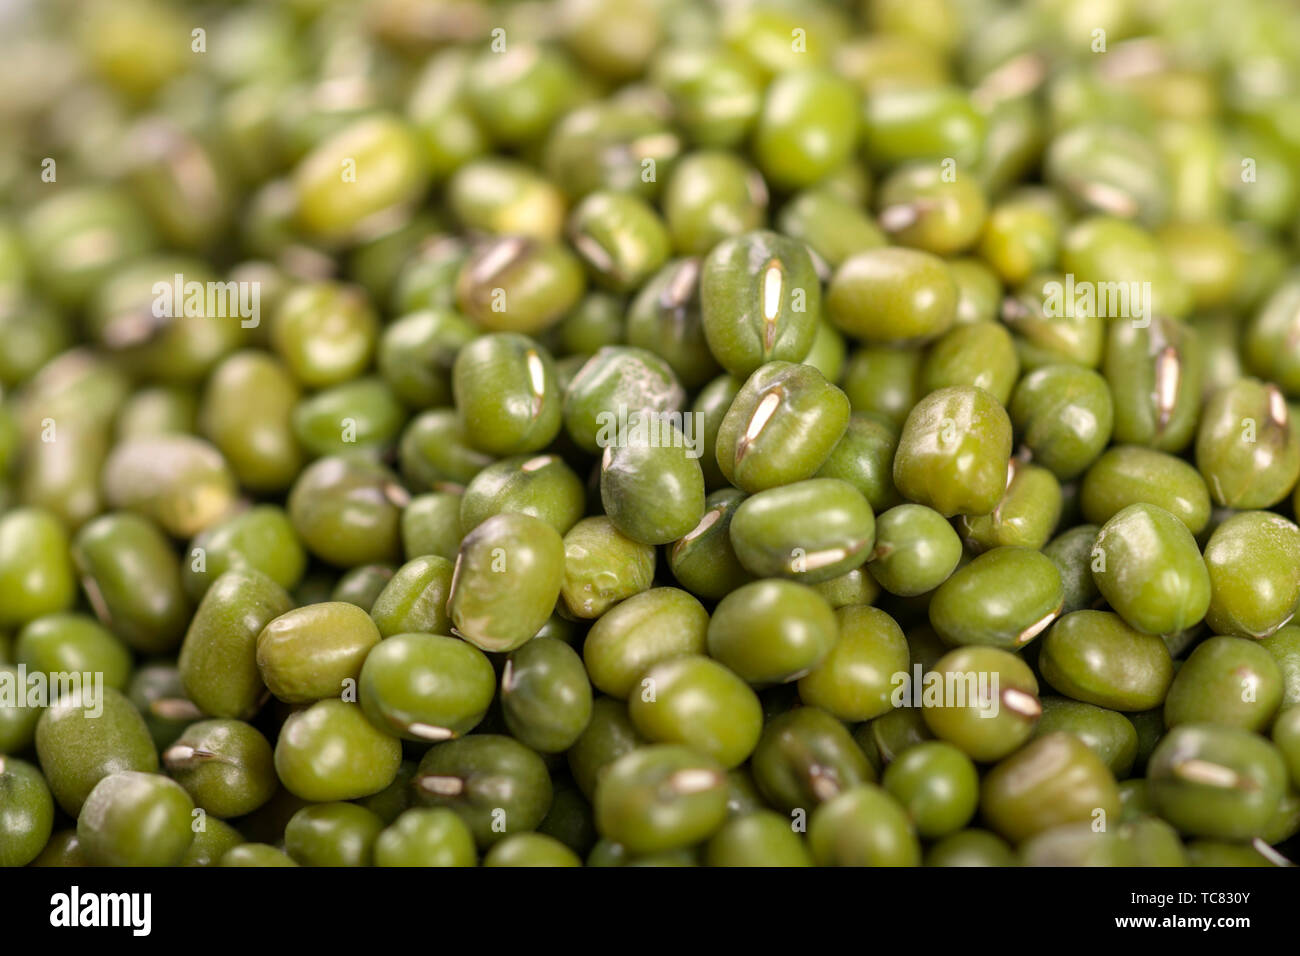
[562,346,686,454]
[360,632,496,743]
[377,308,475,409]
[1060,218,1190,324]
[867,504,961,597]
[921,646,1042,763]
[651,46,762,148]
[777,188,886,269]
[179,568,293,720]
[76,771,196,867]
[163,719,277,819]
[538,90,670,195]
[1163,636,1283,732]
[332,563,397,614]
[1091,504,1211,636]
[457,236,586,334]
[1148,724,1287,841]
[284,802,385,867]
[483,832,583,867]
[1079,446,1211,535]
[13,424,111,530]
[293,115,427,243]
[629,655,762,769]
[0,663,42,753]
[594,744,729,855]
[399,410,494,491]
[502,637,594,754]
[715,362,850,493]
[15,613,131,692]
[374,808,476,868]
[600,430,706,546]
[568,191,671,294]
[584,588,710,699]
[1019,818,1187,867]
[827,248,957,346]
[401,493,464,563]
[980,733,1122,844]
[626,257,722,387]
[754,69,859,190]
[9,0,1300,875]
[182,505,307,602]
[1041,525,1102,616]
[72,513,192,654]
[708,581,838,685]
[448,513,566,653]
[256,602,382,704]
[452,334,564,456]
[700,231,821,378]
[921,321,1018,405]
[1003,273,1105,372]
[1104,316,1202,454]
[273,700,402,804]
[1038,611,1174,712]
[567,698,647,801]
[562,516,656,618]
[414,735,554,848]
[705,810,813,867]
[929,548,1063,650]
[842,348,922,428]
[729,478,875,584]
[291,378,406,459]
[869,706,936,767]
[221,844,298,867]
[287,455,407,567]
[892,386,1012,517]
[1244,272,1300,395]
[816,413,902,514]
[1196,379,1299,508]
[882,741,979,839]
[925,829,1018,867]
[861,86,985,169]
[1033,698,1139,779]
[808,784,921,867]
[751,708,876,812]
[447,160,564,241]
[1261,626,1300,709]
[271,282,379,389]
[199,350,303,493]
[958,460,1062,553]
[181,816,246,868]
[977,191,1062,287]
[1202,511,1300,638]
[797,606,910,722]
[879,165,989,258]
[1009,365,1113,480]
[369,556,454,638]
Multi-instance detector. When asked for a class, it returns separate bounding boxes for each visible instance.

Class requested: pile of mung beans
[2,0,1300,867]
